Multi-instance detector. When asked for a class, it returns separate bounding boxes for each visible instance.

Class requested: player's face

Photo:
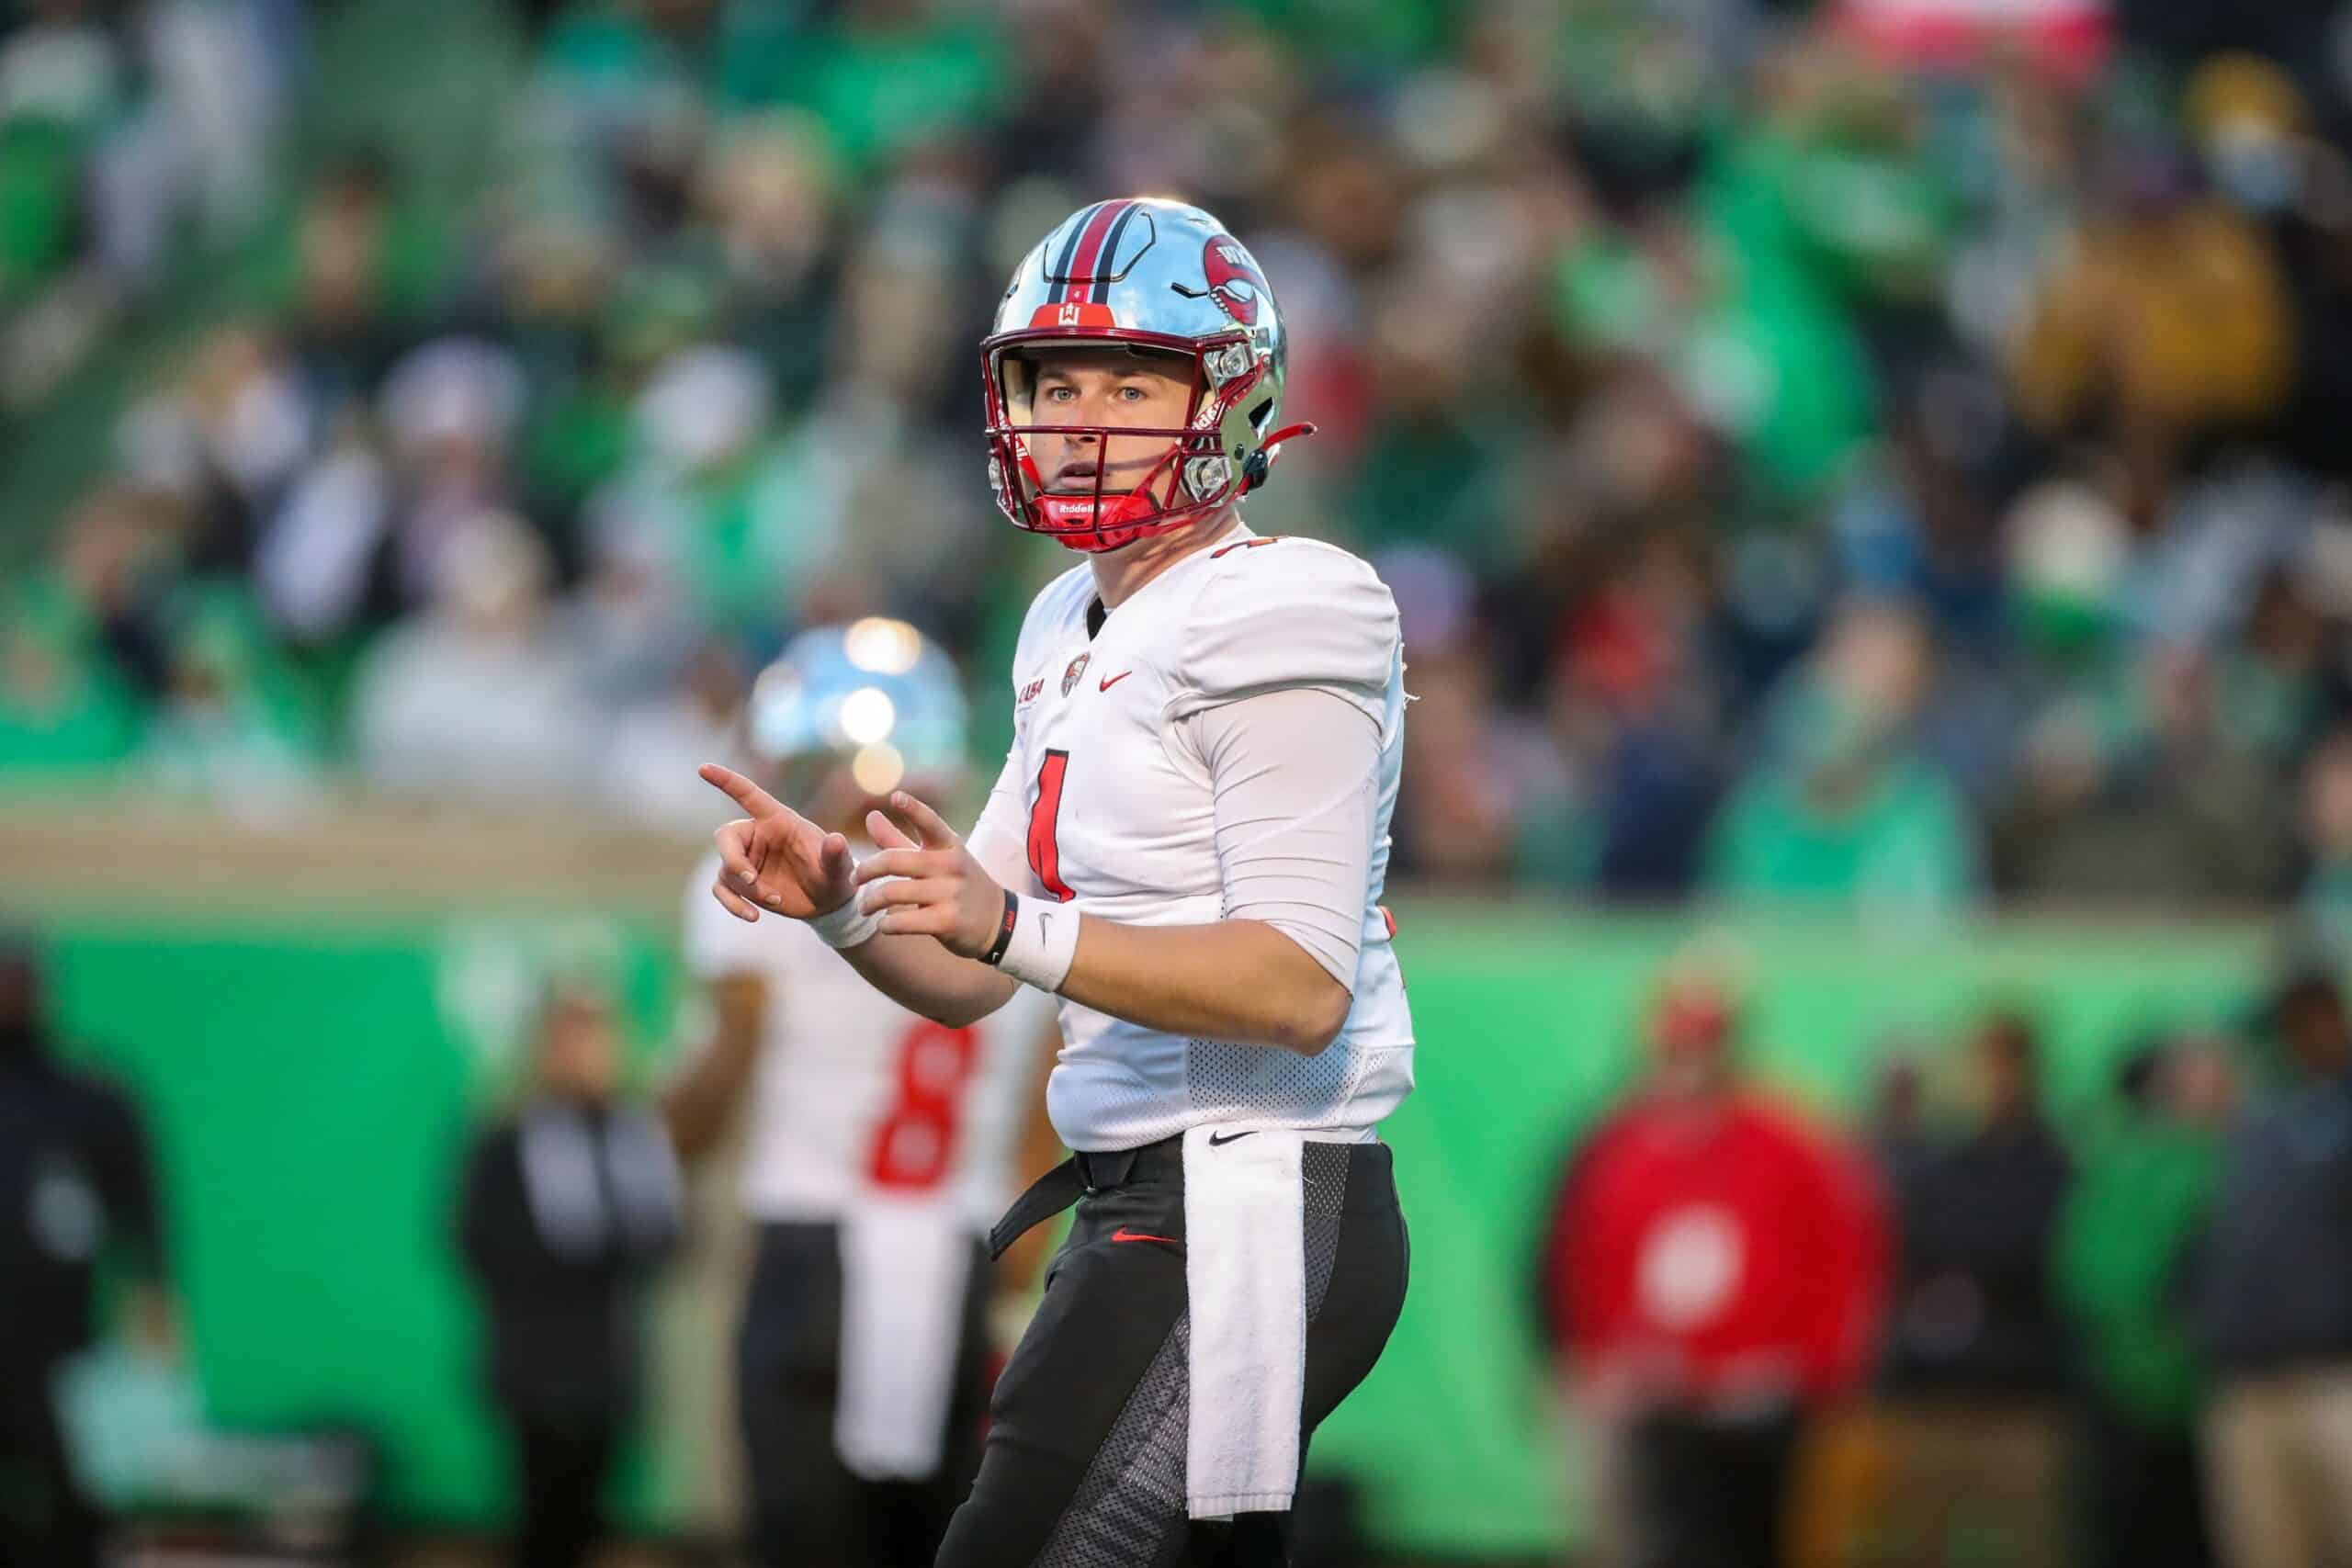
[1020,350,1197,507]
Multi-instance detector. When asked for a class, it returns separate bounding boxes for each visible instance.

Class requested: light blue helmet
[981,197,1314,554]
[743,618,967,796]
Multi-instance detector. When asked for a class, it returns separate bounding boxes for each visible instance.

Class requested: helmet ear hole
[1248,399,1272,431]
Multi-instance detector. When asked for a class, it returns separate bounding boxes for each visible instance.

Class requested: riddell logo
[1202,236,1264,327]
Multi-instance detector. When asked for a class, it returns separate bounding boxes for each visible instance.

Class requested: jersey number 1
[1026,749,1076,902]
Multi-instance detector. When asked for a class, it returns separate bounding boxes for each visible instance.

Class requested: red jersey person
[1538,961,1891,1568]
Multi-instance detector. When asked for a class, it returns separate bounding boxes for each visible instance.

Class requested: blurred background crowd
[11,0,2352,925]
[11,0,2352,1563]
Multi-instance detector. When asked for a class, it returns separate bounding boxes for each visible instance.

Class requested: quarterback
[701,197,1412,1566]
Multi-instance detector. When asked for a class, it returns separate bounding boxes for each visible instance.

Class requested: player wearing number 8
[700,198,1413,1567]
[663,620,1061,1568]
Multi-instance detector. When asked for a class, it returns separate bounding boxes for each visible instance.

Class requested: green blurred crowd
[2,0,2351,931]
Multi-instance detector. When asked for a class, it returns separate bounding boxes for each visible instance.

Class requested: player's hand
[851,791,1007,958]
[699,764,857,924]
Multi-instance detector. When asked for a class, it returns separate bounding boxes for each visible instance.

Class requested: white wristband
[991,893,1080,992]
[808,893,884,950]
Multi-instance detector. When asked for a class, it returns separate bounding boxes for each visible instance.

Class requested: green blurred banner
[41,903,2268,1556]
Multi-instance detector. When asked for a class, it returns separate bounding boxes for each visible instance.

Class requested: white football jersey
[680,854,1057,1229]
[973,525,1416,1152]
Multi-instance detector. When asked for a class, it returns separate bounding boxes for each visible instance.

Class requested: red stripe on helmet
[1091,200,1143,304]
[1060,199,1130,301]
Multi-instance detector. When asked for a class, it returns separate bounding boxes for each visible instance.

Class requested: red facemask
[981,328,1311,553]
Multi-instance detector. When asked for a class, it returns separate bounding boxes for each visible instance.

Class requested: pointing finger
[866,809,919,852]
[701,763,785,819]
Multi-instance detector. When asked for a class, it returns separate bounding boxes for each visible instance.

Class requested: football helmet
[980,197,1315,553]
[742,617,967,798]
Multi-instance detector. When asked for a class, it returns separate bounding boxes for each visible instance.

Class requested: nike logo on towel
[1111,1228,1180,1245]
[1098,670,1133,691]
[1206,1131,1257,1146]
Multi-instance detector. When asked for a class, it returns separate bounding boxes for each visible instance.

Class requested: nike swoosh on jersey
[1111,1227,1180,1245]
[1206,1130,1258,1146]
[1098,670,1134,691]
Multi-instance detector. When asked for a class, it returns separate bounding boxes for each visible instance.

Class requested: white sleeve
[680,856,783,979]
[966,743,1038,897]
[1180,685,1379,990]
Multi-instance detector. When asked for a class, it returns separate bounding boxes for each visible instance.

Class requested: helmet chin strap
[1238,423,1317,494]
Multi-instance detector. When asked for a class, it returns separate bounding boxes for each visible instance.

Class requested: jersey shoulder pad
[1168,536,1400,724]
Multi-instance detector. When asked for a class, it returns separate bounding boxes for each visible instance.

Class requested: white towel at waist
[1182,1124,1306,1519]
[833,1193,972,1481]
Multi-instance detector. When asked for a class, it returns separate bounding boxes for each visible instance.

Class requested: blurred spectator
[2054,1034,2235,1568]
[0,488,162,784]
[0,931,171,1568]
[1865,1009,2073,1568]
[2295,727,2352,951]
[1704,601,1981,919]
[1388,548,1577,885]
[0,0,121,316]
[254,147,455,406]
[119,323,312,576]
[457,980,682,1568]
[596,636,749,835]
[582,343,799,642]
[2193,968,2352,1568]
[349,509,596,806]
[1998,637,2298,904]
[137,583,323,818]
[2005,113,2292,491]
[1537,958,1890,1568]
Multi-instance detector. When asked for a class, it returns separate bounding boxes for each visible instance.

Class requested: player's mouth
[1051,460,1102,490]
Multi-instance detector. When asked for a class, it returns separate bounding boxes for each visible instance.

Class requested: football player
[664,619,1060,1568]
[699,198,1413,1567]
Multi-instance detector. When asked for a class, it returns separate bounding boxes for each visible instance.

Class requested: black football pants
[934,1138,1408,1568]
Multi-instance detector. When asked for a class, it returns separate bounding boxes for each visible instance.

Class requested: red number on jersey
[867,1020,981,1191]
[1026,749,1076,903]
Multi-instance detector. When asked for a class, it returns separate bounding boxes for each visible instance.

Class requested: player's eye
[1116,385,1146,401]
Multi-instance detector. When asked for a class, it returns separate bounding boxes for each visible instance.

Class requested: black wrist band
[981,888,1020,966]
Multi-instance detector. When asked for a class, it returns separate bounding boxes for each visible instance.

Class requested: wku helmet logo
[1202,236,1265,327]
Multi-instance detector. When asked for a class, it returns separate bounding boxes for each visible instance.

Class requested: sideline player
[664,619,1060,1568]
[699,197,1413,1566]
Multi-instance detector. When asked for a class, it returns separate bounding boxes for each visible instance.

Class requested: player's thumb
[820,832,854,882]
[865,809,917,852]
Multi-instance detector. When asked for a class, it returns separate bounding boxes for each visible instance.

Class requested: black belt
[987,1135,1182,1261]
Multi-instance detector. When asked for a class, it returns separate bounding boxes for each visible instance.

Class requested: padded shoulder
[1167,536,1401,732]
